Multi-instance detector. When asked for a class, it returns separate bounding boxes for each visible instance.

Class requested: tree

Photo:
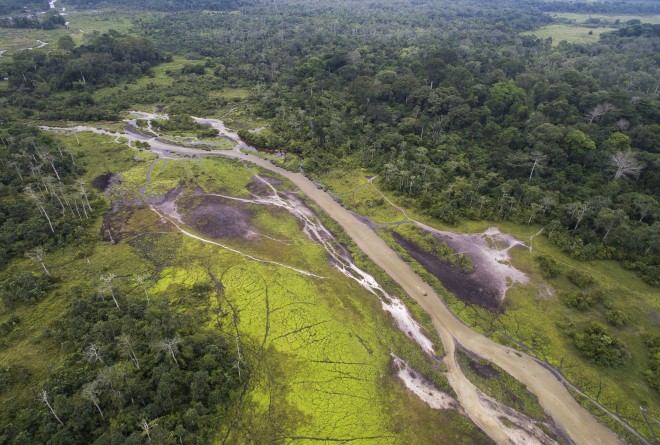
[574,323,630,367]
[610,151,643,180]
[157,336,181,367]
[58,35,75,51]
[586,102,616,123]
[25,247,50,276]
[39,389,64,425]
[594,208,628,242]
[99,274,120,309]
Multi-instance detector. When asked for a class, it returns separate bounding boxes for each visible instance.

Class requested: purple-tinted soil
[183,195,257,240]
[92,173,114,191]
[392,232,503,312]
[458,347,500,379]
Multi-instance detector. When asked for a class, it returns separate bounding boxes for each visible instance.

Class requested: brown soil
[392,232,502,312]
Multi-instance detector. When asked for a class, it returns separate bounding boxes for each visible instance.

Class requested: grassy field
[0,10,137,54]
[522,24,617,44]
[0,132,491,443]
[318,161,660,444]
[552,13,660,25]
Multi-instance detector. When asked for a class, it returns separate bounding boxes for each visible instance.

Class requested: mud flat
[392,231,502,311]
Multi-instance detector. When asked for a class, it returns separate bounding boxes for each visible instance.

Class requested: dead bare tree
[99,274,120,309]
[528,151,548,181]
[569,202,589,233]
[133,275,151,304]
[25,246,50,276]
[82,381,104,419]
[587,102,616,124]
[24,185,55,233]
[38,150,61,181]
[614,118,630,132]
[39,389,64,425]
[157,336,181,367]
[83,343,104,364]
[117,334,140,369]
[9,161,24,182]
[139,419,157,441]
[610,151,643,180]
[43,176,66,217]
[76,179,93,212]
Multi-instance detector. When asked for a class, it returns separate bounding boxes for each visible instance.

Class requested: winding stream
[41,118,626,445]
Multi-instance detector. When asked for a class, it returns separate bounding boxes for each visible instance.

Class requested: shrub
[606,310,629,327]
[561,289,604,311]
[535,255,562,278]
[643,335,660,391]
[566,269,595,289]
[574,323,630,367]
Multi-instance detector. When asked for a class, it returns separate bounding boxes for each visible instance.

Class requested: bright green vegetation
[455,349,547,421]
[522,24,617,44]
[552,13,660,25]
[0,131,489,443]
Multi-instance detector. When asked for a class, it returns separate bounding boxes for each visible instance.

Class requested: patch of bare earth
[391,354,463,412]
[394,225,529,311]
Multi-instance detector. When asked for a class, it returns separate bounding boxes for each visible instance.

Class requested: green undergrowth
[390,224,474,272]
[0,132,490,443]
[321,167,406,223]
[319,163,660,444]
[455,348,547,421]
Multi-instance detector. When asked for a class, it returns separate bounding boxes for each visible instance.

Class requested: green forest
[0,0,658,444]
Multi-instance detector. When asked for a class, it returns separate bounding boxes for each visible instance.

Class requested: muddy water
[41,118,625,445]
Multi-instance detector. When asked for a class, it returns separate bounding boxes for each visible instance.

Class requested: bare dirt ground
[183,194,259,241]
[418,225,529,303]
[91,172,114,191]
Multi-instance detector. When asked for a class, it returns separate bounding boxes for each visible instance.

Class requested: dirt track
[42,121,627,445]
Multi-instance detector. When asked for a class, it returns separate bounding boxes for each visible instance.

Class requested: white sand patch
[392,354,461,411]
[418,224,529,301]
[478,391,558,445]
